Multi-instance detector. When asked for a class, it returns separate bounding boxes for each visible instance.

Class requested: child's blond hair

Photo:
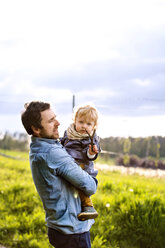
[73,105,98,128]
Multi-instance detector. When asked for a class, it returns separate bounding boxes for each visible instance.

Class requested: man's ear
[31,125,40,137]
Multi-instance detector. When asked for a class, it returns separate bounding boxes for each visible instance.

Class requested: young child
[60,104,101,221]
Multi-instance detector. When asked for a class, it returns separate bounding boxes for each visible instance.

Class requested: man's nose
[55,119,60,126]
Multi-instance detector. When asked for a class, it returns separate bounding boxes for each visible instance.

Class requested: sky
[0,0,165,138]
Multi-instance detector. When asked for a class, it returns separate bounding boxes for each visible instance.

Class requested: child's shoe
[78,206,98,221]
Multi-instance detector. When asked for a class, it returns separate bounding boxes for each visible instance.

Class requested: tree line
[0,131,29,151]
[100,136,164,158]
[0,132,164,159]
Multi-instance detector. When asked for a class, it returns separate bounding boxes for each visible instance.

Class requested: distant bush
[116,155,165,170]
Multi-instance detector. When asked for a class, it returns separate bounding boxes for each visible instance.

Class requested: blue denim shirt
[29,137,97,234]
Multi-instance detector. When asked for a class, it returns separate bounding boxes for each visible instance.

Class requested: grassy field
[0,150,165,248]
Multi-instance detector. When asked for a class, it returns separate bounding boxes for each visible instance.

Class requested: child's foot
[78,206,98,221]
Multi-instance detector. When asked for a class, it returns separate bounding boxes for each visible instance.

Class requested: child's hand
[89,144,98,155]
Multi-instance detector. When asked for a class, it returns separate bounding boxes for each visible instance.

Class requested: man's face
[38,108,60,139]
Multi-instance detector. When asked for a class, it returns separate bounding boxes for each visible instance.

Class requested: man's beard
[39,128,59,139]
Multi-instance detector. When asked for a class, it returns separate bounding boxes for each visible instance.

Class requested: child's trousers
[79,164,93,207]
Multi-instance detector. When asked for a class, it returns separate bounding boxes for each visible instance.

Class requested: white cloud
[36,88,73,104]
[133,79,151,87]
[76,88,117,100]
[0,80,73,104]
[0,114,25,133]
[0,0,165,138]
[2,112,164,139]
[98,114,165,138]
[1,0,165,74]
[138,104,158,111]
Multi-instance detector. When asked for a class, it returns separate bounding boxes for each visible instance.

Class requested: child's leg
[78,190,93,207]
[79,164,93,207]
[78,164,98,221]
[77,191,98,221]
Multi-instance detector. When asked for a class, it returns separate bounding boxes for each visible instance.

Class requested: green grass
[0,149,29,160]
[91,172,165,248]
[96,155,116,165]
[0,150,51,248]
[0,150,165,248]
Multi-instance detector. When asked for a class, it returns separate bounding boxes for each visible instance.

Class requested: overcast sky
[0,0,165,138]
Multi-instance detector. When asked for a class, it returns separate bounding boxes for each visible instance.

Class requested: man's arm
[49,146,97,196]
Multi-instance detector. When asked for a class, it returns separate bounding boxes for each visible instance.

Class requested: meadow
[0,150,165,248]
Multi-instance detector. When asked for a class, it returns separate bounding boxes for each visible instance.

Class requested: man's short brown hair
[21,101,50,135]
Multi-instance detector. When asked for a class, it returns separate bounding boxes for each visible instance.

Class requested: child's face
[75,115,95,134]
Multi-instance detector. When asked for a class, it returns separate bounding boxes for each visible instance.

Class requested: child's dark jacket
[60,131,101,177]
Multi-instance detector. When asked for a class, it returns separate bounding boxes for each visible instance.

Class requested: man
[21,101,97,248]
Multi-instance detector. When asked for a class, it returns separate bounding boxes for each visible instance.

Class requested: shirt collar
[31,136,59,144]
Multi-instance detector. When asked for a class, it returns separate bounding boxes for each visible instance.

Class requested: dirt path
[95,163,165,178]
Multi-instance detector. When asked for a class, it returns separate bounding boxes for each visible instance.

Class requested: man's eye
[49,118,55,123]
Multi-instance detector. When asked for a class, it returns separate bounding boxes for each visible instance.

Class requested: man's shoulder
[31,137,62,153]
